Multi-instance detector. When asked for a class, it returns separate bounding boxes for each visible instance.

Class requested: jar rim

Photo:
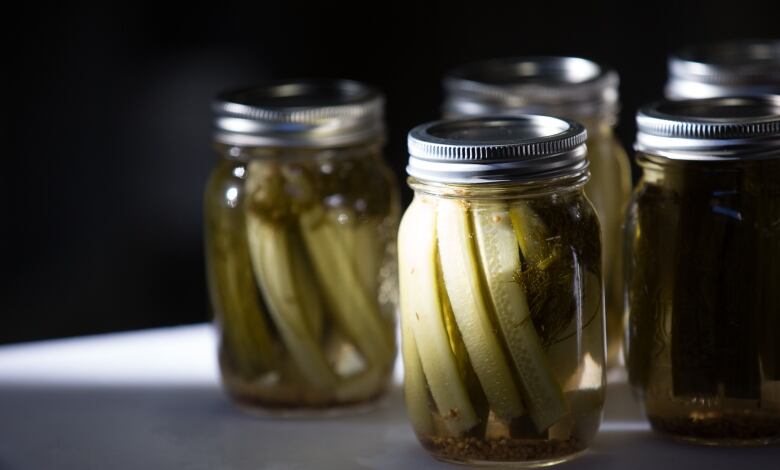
[666,39,780,99]
[212,79,385,148]
[443,56,620,121]
[406,115,589,184]
[635,95,780,161]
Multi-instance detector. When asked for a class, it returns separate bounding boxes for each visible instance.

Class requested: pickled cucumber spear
[205,166,276,378]
[243,160,397,396]
[289,231,324,340]
[400,198,479,435]
[437,252,489,425]
[298,206,394,368]
[262,163,394,370]
[473,203,567,431]
[330,208,384,300]
[353,219,383,297]
[245,214,339,390]
[437,198,526,421]
[398,201,435,436]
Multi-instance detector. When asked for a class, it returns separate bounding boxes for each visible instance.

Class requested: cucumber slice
[473,204,568,431]
[398,200,434,435]
[399,284,436,434]
[205,167,276,377]
[400,198,479,435]
[436,198,526,420]
[299,207,394,368]
[245,214,338,389]
[289,231,325,342]
[353,219,383,298]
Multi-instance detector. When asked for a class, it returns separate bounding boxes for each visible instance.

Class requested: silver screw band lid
[407,115,588,184]
[443,57,619,121]
[635,96,780,161]
[212,79,384,148]
[666,40,780,99]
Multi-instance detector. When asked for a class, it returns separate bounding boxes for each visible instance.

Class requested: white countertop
[0,324,777,469]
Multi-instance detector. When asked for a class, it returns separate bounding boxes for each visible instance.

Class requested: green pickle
[400,187,604,464]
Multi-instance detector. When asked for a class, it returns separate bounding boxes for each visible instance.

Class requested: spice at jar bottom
[400,116,605,466]
[422,435,586,464]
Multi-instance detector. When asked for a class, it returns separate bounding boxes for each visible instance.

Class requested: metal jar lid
[407,115,588,184]
[212,79,384,148]
[666,39,780,99]
[635,96,780,161]
[443,57,620,121]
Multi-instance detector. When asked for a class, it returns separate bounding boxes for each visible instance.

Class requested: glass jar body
[580,119,632,369]
[398,177,605,466]
[625,155,780,445]
[204,141,400,413]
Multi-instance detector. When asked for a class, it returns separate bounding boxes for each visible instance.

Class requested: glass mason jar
[205,80,399,413]
[666,39,780,100]
[399,116,606,466]
[443,57,631,369]
[625,96,780,445]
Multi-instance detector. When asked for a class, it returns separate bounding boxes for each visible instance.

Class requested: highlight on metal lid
[666,39,780,99]
[212,79,384,148]
[635,95,780,161]
[407,115,588,184]
[443,56,619,120]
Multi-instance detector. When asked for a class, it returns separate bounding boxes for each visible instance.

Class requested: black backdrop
[2,1,778,343]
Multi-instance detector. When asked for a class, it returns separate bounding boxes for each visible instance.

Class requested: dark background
[2,1,778,344]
